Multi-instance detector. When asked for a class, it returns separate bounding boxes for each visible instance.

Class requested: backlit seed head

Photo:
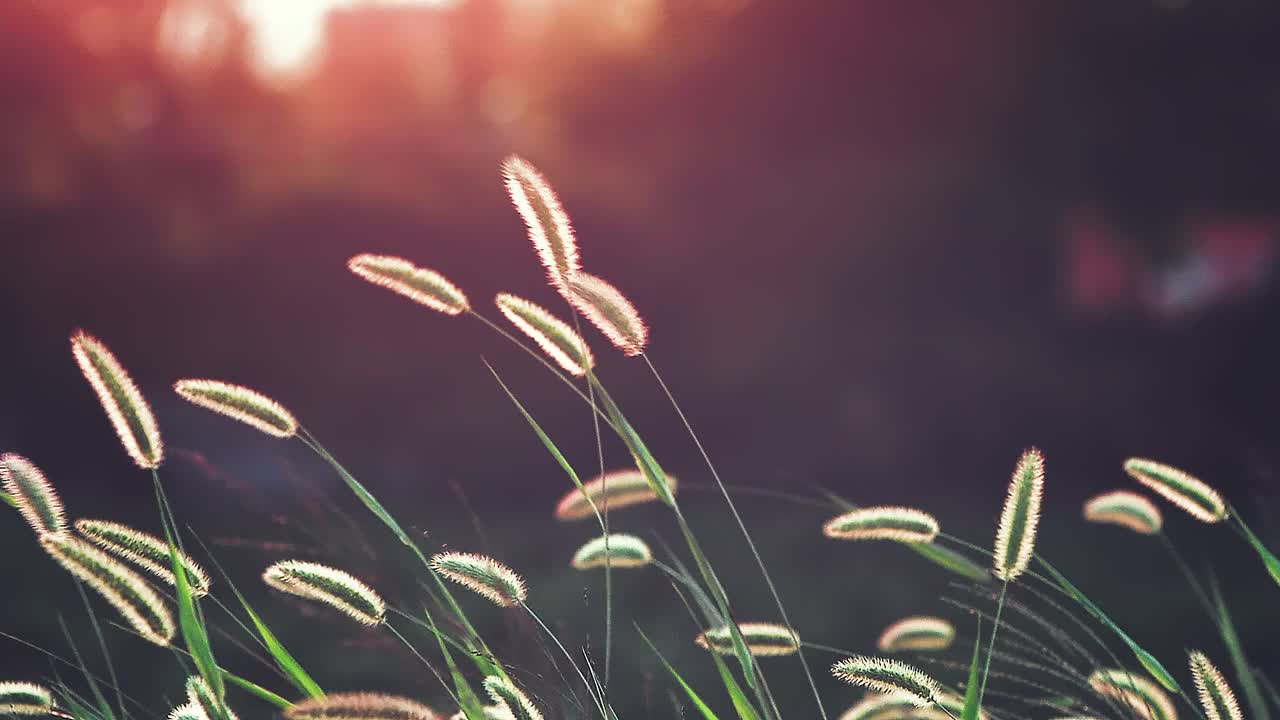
[501,156,580,295]
[284,692,441,720]
[993,448,1044,581]
[75,519,211,597]
[430,552,527,608]
[1123,458,1227,523]
[0,682,53,715]
[1083,490,1163,535]
[567,273,648,356]
[696,622,801,657]
[263,560,385,626]
[571,534,652,570]
[1189,651,1242,720]
[41,534,175,646]
[71,330,163,468]
[1088,669,1179,720]
[483,676,544,720]
[173,379,298,438]
[187,676,238,720]
[831,656,939,707]
[822,506,940,544]
[876,616,955,653]
[554,469,678,521]
[495,293,594,376]
[0,453,67,536]
[348,253,470,315]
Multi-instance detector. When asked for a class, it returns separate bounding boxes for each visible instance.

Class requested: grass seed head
[876,616,955,653]
[571,534,652,570]
[0,682,53,715]
[263,560,385,626]
[348,253,470,315]
[1123,458,1227,523]
[284,692,441,720]
[75,519,211,597]
[482,676,543,720]
[173,379,298,438]
[822,506,940,543]
[554,469,677,521]
[831,655,939,707]
[167,703,206,720]
[1188,651,1242,720]
[696,622,801,657]
[567,272,648,356]
[430,552,527,608]
[495,293,594,376]
[0,454,66,536]
[41,534,175,646]
[70,330,163,469]
[501,155,580,295]
[993,447,1045,581]
[187,676,237,720]
[1088,669,1179,720]
[1083,490,1163,535]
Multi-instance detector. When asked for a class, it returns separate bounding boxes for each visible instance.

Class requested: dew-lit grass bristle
[263,560,385,626]
[70,330,163,469]
[75,519,211,597]
[876,616,955,653]
[167,703,205,720]
[483,676,544,720]
[501,155,580,294]
[830,655,939,707]
[187,676,238,720]
[0,682,53,714]
[284,692,440,720]
[173,379,298,438]
[571,533,652,570]
[568,272,649,356]
[1083,490,1163,535]
[822,506,940,543]
[347,253,470,316]
[0,453,66,536]
[495,293,594,376]
[554,468,678,521]
[41,533,175,646]
[1088,669,1179,720]
[1189,651,1242,720]
[430,552,527,608]
[695,622,801,657]
[1123,457,1227,523]
[993,447,1045,581]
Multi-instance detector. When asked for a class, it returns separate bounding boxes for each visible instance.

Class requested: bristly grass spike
[347,253,470,315]
[70,330,164,469]
[501,155,580,295]
[993,447,1045,581]
[262,560,385,626]
[822,506,940,543]
[430,551,527,608]
[75,519,212,597]
[830,655,940,707]
[0,453,67,536]
[495,293,594,377]
[173,379,298,438]
[568,272,649,356]
[1123,457,1227,523]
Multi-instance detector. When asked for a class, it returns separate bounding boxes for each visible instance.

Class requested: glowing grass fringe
[262,560,385,626]
[571,534,652,570]
[495,293,594,377]
[483,676,544,720]
[347,253,470,316]
[993,448,1044,582]
[173,379,298,438]
[430,552,527,608]
[1123,458,1226,524]
[1088,669,1179,720]
[876,616,955,653]
[554,468,677,521]
[70,330,163,469]
[696,622,801,658]
[1083,490,1162,535]
[284,692,440,720]
[0,453,66,536]
[567,272,649,357]
[1189,651,1242,720]
[0,681,53,716]
[74,519,211,597]
[187,676,239,720]
[502,155,580,295]
[822,506,940,543]
[830,655,939,707]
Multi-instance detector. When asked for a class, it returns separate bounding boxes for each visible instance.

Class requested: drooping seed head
[822,506,940,544]
[70,330,163,469]
[41,533,175,646]
[263,560,385,626]
[430,552,527,608]
[993,448,1045,581]
[1188,651,1242,720]
[167,703,206,720]
[173,379,298,438]
[1083,490,1163,535]
[284,692,442,720]
[501,155,580,295]
[495,293,594,376]
[876,616,955,653]
[1123,458,1227,523]
[187,676,238,720]
[831,656,939,707]
[695,622,801,657]
[554,469,678,521]
[482,677,543,720]
[347,254,470,315]
[75,519,211,597]
[0,682,53,716]
[571,534,652,570]
[1088,669,1179,720]
[0,453,66,536]
[567,273,648,357]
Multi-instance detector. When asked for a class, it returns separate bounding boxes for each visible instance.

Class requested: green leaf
[1232,513,1280,587]
[0,491,17,509]
[221,670,293,710]
[637,626,720,720]
[169,537,228,720]
[961,617,982,720]
[707,643,763,720]
[225,579,324,699]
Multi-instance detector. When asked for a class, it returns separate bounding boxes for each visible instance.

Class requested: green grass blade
[420,604,487,719]
[707,644,763,720]
[0,490,17,509]
[1230,511,1280,586]
[226,581,324,699]
[58,615,115,720]
[961,616,982,720]
[1207,571,1270,720]
[637,626,721,720]
[220,670,293,710]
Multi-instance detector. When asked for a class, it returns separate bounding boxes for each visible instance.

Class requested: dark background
[2,1,1279,718]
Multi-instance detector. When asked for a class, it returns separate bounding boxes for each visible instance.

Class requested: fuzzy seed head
[993,448,1045,581]
[75,519,211,597]
[1123,458,1227,523]
[449,706,515,720]
[348,254,470,315]
[571,534,652,570]
[263,560,385,626]
[167,703,206,720]
[1083,490,1163,535]
[877,616,955,653]
[1088,669,1179,720]
[501,156,580,295]
[696,622,801,657]
[822,506,940,544]
[71,330,163,468]
[284,692,442,720]
[430,552,527,608]
[0,682,53,715]
[1188,651,1241,720]
[567,272,648,356]
[555,469,678,521]
[41,534,175,646]
[187,676,238,720]
[482,677,543,720]
[0,454,67,536]
[174,379,298,438]
[495,293,594,376]
[831,656,939,706]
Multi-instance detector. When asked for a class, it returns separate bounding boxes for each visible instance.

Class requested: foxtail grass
[173,379,298,438]
[831,655,940,707]
[1189,651,1242,720]
[262,560,385,626]
[0,681,53,717]
[571,534,652,570]
[429,552,527,608]
[696,623,801,658]
[567,272,648,356]
[554,469,677,521]
[483,676,545,720]
[495,293,594,376]
[502,155,580,294]
[70,330,163,469]
[993,448,1044,581]
[168,704,205,720]
[187,676,239,720]
[74,519,211,597]
[284,692,441,720]
[1083,491,1162,535]
[347,253,470,315]
[1123,458,1225,523]
[1087,669,1178,720]
[823,506,940,543]
[877,616,955,653]
[0,453,66,536]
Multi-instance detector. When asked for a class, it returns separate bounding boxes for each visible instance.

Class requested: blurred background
[2,0,1280,717]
